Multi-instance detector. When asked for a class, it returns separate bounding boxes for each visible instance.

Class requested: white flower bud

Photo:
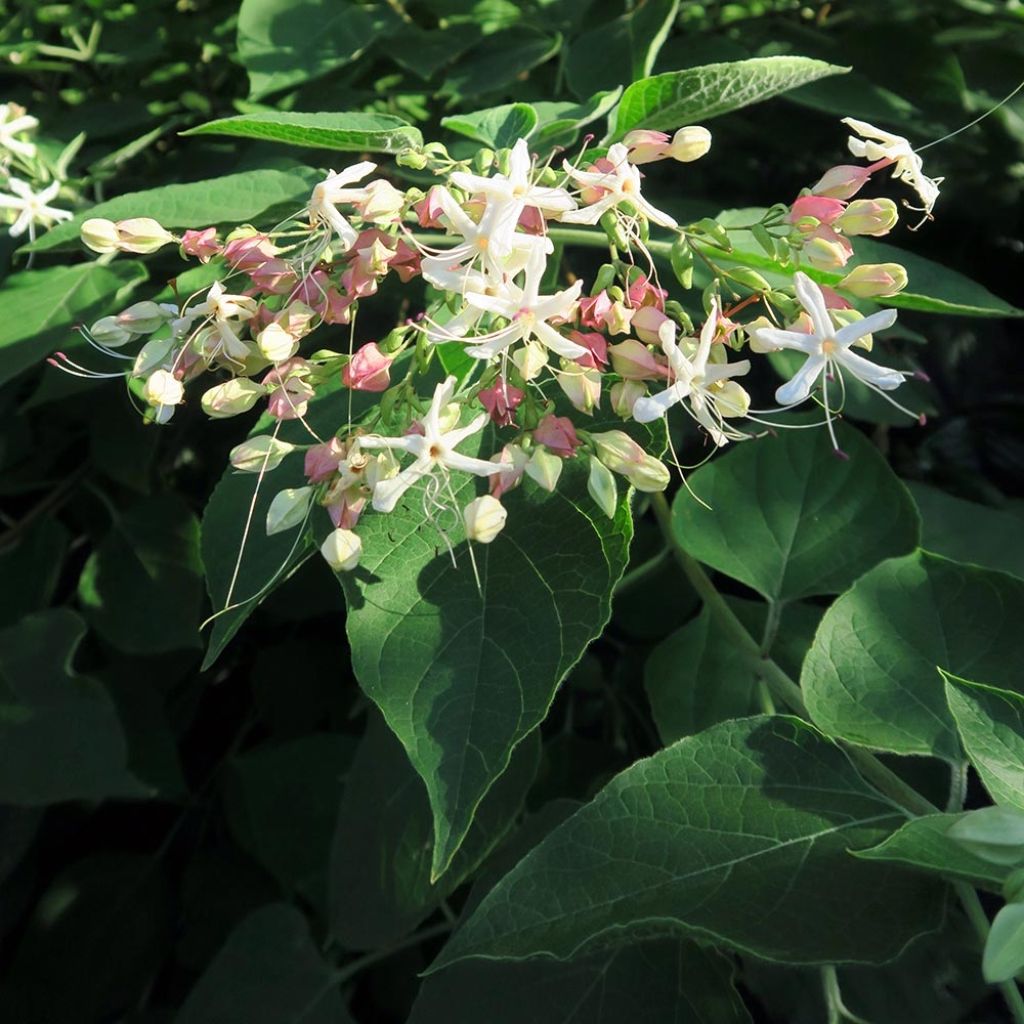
[587,455,618,518]
[116,301,171,334]
[143,369,184,408]
[132,337,176,377]
[257,322,300,363]
[610,379,645,418]
[229,435,296,473]
[591,430,670,492]
[511,339,548,381]
[320,528,362,572]
[463,495,507,544]
[201,378,266,419]
[81,218,121,254]
[114,217,175,254]
[90,315,133,348]
[839,262,908,298]
[667,126,712,163]
[266,486,313,536]
[524,447,563,492]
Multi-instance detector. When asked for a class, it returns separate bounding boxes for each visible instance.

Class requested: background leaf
[442,104,539,149]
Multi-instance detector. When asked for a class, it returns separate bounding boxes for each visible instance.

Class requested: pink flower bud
[533,414,581,458]
[391,238,422,282]
[630,306,670,345]
[478,378,525,426]
[517,206,546,235]
[489,444,528,498]
[801,227,853,269]
[788,195,845,229]
[342,342,392,392]
[838,263,908,298]
[625,273,666,310]
[623,129,671,165]
[249,258,298,294]
[223,233,276,272]
[180,227,221,262]
[609,339,668,381]
[834,197,898,237]
[415,186,446,229]
[578,290,611,330]
[305,437,346,483]
[568,331,608,370]
[810,164,873,201]
[327,495,366,531]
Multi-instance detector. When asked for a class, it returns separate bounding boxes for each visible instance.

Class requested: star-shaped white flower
[751,271,906,406]
[450,138,576,217]
[359,376,504,513]
[308,161,377,250]
[633,299,751,446]
[842,117,942,218]
[560,143,677,229]
[0,178,71,238]
[457,245,585,361]
[0,104,39,160]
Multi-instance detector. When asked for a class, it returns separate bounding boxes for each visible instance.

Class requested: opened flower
[308,162,378,250]
[0,178,71,239]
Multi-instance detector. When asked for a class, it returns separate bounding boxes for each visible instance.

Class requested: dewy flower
[842,117,942,218]
[0,103,39,160]
[633,299,751,447]
[358,375,504,513]
[308,162,377,250]
[561,143,677,229]
[0,178,71,238]
[750,271,906,406]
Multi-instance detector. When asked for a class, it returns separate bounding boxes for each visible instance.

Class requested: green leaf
[329,711,539,950]
[0,518,69,628]
[389,23,483,81]
[431,716,942,970]
[984,903,1024,983]
[411,938,752,1024]
[335,453,632,881]
[78,494,203,654]
[644,598,821,743]
[855,812,1008,892]
[947,806,1024,868]
[908,482,1024,579]
[945,675,1024,811]
[0,260,147,385]
[706,210,1023,318]
[175,904,352,1024]
[224,735,354,905]
[671,423,919,602]
[442,103,538,149]
[0,610,149,804]
[531,90,623,152]
[803,552,1024,762]
[440,29,561,100]
[609,57,850,139]
[237,0,395,99]
[184,111,423,154]
[25,168,320,254]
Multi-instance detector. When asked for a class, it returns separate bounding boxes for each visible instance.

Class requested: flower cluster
[66,117,938,575]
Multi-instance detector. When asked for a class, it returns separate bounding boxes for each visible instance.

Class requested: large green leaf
[175,904,351,1024]
[237,0,396,99]
[439,28,561,100]
[78,494,203,654]
[329,711,539,950]
[0,260,147,385]
[0,610,149,804]
[707,210,1023,318]
[908,482,1024,579]
[671,423,919,602]
[184,112,423,154]
[25,168,320,253]
[945,675,1024,812]
[609,57,849,139]
[531,90,623,152]
[431,716,942,969]
[803,552,1024,762]
[855,812,1008,892]
[411,938,752,1024]
[335,454,632,881]
[442,104,538,149]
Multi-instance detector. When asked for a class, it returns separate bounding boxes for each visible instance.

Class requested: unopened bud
[114,217,175,254]
[343,342,392,392]
[587,455,617,518]
[835,198,899,237]
[591,430,670,492]
[266,486,313,536]
[117,301,171,334]
[556,363,601,415]
[90,316,133,348]
[463,494,507,544]
[320,528,362,571]
[143,369,183,408]
[358,179,405,223]
[609,339,665,381]
[201,378,265,419]
[839,262,908,298]
[802,234,851,270]
[81,218,121,254]
[230,434,295,473]
[511,339,548,381]
[258,323,300,363]
[525,447,563,492]
[810,164,872,201]
[610,379,645,418]
[667,125,711,163]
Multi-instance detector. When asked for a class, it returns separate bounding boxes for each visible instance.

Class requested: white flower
[0,178,71,238]
[450,139,576,217]
[358,376,504,513]
[560,143,677,229]
[633,299,751,447]
[143,369,184,423]
[842,117,942,218]
[457,245,585,361]
[750,271,906,406]
[0,104,39,160]
[308,161,377,250]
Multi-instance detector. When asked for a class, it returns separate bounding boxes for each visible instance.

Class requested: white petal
[632,385,686,423]
[835,308,898,349]
[793,272,833,339]
[775,354,827,405]
[836,350,906,391]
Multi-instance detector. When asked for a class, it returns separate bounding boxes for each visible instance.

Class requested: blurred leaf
[0,610,149,805]
[330,712,538,950]
[185,111,423,153]
[175,904,351,1024]
[411,938,752,1023]
[945,674,1024,811]
[803,552,1024,762]
[26,169,320,253]
[442,103,538,148]
[78,494,203,654]
[671,423,919,601]
[440,29,561,99]
[0,518,69,628]
[390,23,483,80]
[609,57,850,139]
[531,89,623,151]
[0,261,147,384]
[985,903,1024,983]
[431,716,942,969]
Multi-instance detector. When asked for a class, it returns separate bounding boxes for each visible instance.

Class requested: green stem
[409,227,673,259]
[651,490,1024,1017]
[336,922,452,983]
